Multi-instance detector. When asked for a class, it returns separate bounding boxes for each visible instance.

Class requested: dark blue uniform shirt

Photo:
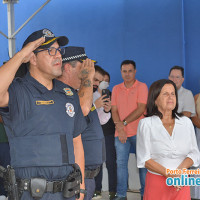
[0,72,87,181]
[82,106,106,169]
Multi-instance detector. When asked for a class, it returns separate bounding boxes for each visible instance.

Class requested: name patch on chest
[65,103,75,117]
[36,100,54,105]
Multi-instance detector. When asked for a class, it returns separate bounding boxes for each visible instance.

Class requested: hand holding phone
[102,89,110,100]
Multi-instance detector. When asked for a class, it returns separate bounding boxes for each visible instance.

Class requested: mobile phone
[102,89,110,100]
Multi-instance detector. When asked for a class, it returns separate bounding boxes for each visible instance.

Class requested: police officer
[58,47,106,200]
[0,29,87,200]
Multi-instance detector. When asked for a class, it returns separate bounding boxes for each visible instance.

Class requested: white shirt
[136,115,200,175]
[178,86,195,116]
[93,91,111,125]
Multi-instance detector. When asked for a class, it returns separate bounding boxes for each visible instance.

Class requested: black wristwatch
[80,189,87,195]
[123,119,128,126]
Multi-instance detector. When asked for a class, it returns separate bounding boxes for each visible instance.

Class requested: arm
[145,159,181,191]
[111,105,127,143]
[145,159,168,177]
[177,157,194,170]
[73,135,85,200]
[0,116,3,123]
[191,94,200,128]
[182,111,192,118]
[124,102,146,124]
[96,98,111,125]
[0,37,45,107]
[78,59,95,116]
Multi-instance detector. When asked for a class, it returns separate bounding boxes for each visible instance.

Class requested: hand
[103,99,111,112]
[115,121,127,143]
[79,58,95,81]
[166,174,182,191]
[173,185,182,191]
[19,37,45,63]
[76,193,84,200]
[94,95,108,109]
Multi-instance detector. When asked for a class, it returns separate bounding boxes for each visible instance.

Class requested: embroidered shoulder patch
[63,88,74,96]
[36,100,54,105]
[65,103,75,117]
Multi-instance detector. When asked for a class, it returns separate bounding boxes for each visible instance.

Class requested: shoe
[92,191,102,199]
[113,196,127,200]
[109,192,116,200]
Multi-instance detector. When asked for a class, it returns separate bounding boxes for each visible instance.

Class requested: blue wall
[0,0,199,94]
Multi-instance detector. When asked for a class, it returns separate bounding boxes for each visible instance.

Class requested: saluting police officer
[0,29,87,200]
[58,47,106,200]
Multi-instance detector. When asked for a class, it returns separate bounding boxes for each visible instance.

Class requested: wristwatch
[80,189,87,195]
[123,119,128,126]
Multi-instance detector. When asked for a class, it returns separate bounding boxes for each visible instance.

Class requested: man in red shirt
[111,60,148,200]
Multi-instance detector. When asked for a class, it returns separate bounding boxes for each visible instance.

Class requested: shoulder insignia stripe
[91,106,96,111]
[63,88,74,96]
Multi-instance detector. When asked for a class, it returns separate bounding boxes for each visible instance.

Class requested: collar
[120,80,138,89]
[152,115,184,125]
[177,86,183,93]
[24,71,71,95]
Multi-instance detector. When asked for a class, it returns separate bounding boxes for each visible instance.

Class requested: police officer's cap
[62,46,96,64]
[22,28,69,49]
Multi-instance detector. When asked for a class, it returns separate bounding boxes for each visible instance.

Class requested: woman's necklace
[162,120,175,130]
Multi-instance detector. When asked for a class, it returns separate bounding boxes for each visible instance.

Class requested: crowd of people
[0,28,200,200]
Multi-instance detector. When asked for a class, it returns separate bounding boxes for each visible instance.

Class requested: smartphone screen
[102,89,110,100]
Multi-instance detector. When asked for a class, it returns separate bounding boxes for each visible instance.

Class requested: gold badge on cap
[63,88,74,96]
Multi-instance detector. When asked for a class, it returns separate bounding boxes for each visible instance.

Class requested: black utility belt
[85,167,100,179]
[17,164,82,199]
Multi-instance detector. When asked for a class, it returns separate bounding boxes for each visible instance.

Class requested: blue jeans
[115,136,147,197]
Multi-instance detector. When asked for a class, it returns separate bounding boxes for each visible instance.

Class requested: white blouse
[136,115,200,175]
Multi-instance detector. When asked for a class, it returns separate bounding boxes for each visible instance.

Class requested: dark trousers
[84,178,95,200]
[0,142,10,196]
[95,134,117,192]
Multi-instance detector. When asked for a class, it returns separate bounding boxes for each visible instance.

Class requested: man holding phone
[93,69,117,200]
[93,65,111,125]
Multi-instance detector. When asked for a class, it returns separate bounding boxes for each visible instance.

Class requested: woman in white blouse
[137,79,200,200]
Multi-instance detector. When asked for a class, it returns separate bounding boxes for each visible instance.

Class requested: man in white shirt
[93,65,111,125]
[169,66,195,117]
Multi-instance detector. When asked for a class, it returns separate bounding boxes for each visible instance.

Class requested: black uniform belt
[17,179,71,193]
[17,164,82,199]
[85,167,100,179]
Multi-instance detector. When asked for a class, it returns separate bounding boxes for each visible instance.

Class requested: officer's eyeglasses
[34,47,65,56]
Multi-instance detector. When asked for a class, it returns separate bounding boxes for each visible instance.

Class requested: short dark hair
[120,60,136,70]
[104,71,110,82]
[169,66,184,77]
[95,65,105,76]
[61,60,78,71]
[146,79,182,119]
